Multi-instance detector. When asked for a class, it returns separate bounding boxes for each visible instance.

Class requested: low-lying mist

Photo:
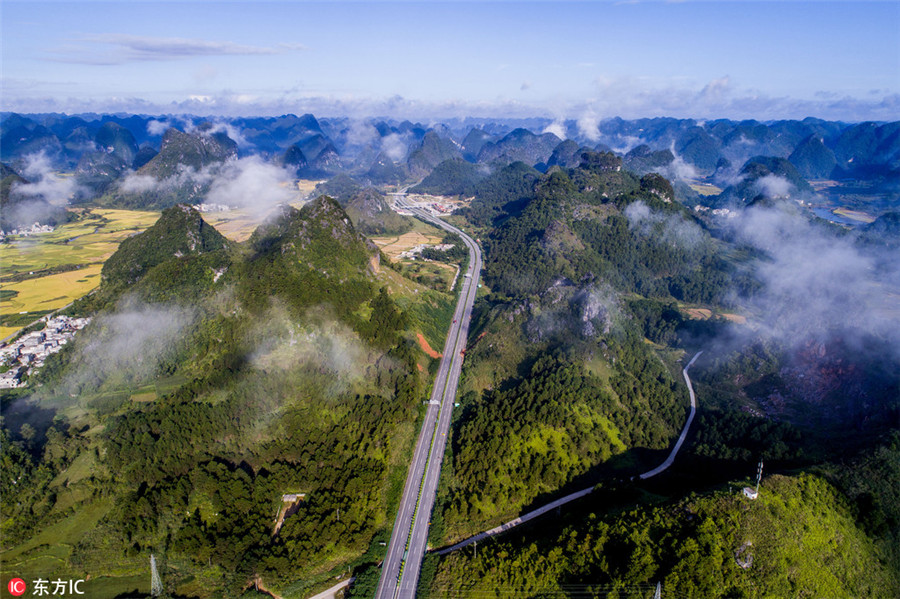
[249,304,372,389]
[119,155,302,220]
[13,152,81,206]
[625,200,705,250]
[59,299,195,397]
[725,203,900,359]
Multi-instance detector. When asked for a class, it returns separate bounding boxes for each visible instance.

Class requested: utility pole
[150,554,163,597]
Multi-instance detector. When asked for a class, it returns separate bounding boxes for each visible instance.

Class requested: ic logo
[7,578,26,596]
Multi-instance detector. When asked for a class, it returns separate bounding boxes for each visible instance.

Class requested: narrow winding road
[436,350,704,556]
[375,202,482,599]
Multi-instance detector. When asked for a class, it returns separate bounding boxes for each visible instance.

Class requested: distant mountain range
[1,111,898,224]
[4,112,896,180]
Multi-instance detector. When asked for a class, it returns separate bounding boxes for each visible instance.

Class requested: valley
[1,109,898,599]
[3,1,899,596]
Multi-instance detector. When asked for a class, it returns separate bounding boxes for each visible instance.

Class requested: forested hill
[420,149,900,598]
[430,462,900,597]
[101,203,229,286]
[0,195,453,597]
[432,152,735,543]
[482,154,728,301]
[343,187,414,236]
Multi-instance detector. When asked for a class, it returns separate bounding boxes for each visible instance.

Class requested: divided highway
[375,202,483,599]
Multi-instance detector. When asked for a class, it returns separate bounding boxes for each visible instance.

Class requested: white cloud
[624,200,704,249]
[44,34,307,65]
[122,162,216,192]
[13,153,80,206]
[657,145,698,181]
[576,111,601,142]
[147,119,169,136]
[205,156,297,219]
[728,205,900,357]
[543,120,567,139]
[64,302,195,393]
[344,119,380,148]
[755,174,793,199]
[119,172,159,194]
[2,85,898,123]
[203,121,252,149]
[381,133,408,162]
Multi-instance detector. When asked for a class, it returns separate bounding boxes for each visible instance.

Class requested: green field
[0,209,159,339]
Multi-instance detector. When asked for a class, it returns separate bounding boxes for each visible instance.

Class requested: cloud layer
[45,34,306,65]
[625,201,704,249]
[62,302,195,394]
[119,155,299,221]
[3,84,897,123]
[12,153,81,206]
[729,205,900,357]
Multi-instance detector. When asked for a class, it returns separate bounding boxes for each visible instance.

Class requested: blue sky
[2,0,898,120]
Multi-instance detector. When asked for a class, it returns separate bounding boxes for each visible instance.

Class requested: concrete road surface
[375,204,483,599]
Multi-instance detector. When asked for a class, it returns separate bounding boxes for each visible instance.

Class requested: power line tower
[150,554,163,597]
[653,581,661,599]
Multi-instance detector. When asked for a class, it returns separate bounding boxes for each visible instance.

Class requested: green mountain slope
[0,196,454,598]
[312,174,362,204]
[410,158,486,196]
[431,472,899,598]
[477,128,561,167]
[101,204,228,286]
[407,131,462,179]
[788,134,837,179]
[344,188,413,236]
[140,127,237,180]
[461,161,540,225]
[434,154,733,540]
[103,126,238,209]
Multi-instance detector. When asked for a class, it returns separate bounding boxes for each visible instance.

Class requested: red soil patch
[417,332,442,359]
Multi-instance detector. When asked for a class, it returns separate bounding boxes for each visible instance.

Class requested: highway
[436,350,704,556]
[375,200,483,599]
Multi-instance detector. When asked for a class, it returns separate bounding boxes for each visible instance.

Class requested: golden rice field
[833,207,876,223]
[370,231,445,259]
[0,208,159,339]
[687,181,723,196]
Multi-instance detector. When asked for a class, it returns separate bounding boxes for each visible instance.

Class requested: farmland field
[370,218,445,259]
[687,180,723,196]
[0,209,159,339]
[833,207,876,223]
